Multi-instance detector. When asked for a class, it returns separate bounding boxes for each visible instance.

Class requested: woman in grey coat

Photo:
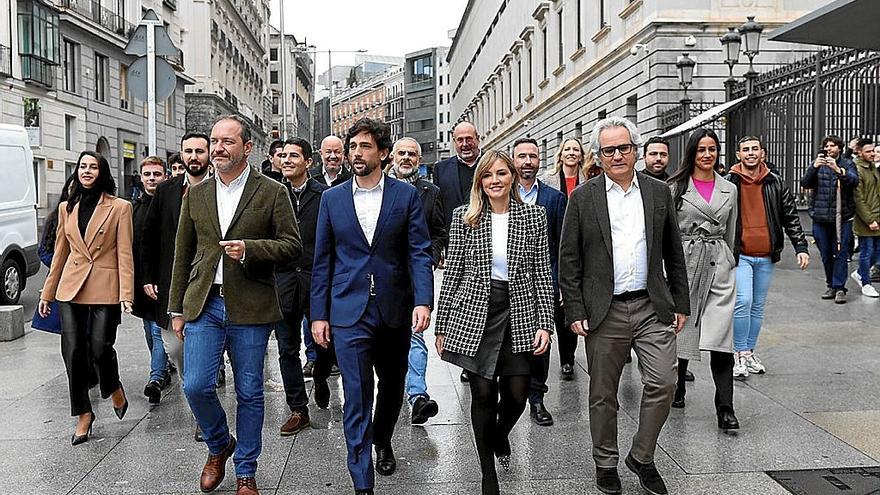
[669,129,740,431]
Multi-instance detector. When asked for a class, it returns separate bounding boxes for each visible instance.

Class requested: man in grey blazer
[559,117,689,495]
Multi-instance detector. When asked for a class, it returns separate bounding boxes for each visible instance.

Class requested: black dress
[443,280,531,380]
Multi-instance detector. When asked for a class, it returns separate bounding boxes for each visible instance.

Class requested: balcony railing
[56,0,134,37]
[21,54,56,88]
[0,43,11,77]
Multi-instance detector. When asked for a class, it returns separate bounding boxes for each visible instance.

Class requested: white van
[0,124,40,305]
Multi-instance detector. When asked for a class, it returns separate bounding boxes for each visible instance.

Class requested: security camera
[629,44,647,56]
[684,35,697,47]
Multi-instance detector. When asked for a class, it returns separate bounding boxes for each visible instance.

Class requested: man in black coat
[272,137,330,436]
[132,156,168,404]
[385,137,447,425]
[310,135,352,187]
[142,132,212,387]
[559,117,689,495]
[433,122,481,237]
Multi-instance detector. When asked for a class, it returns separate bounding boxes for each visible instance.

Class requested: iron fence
[0,43,11,77]
[660,101,727,175]
[56,0,134,37]
[21,54,56,87]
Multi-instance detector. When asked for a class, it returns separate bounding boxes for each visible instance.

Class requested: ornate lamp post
[720,27,742,100]
[676,52,696,118]
[740,16,764,92]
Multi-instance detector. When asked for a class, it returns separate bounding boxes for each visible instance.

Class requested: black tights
[468,372,530,495]
[675,351,735,414]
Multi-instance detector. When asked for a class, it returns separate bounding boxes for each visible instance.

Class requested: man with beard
[642,137,671,181]
[143,132,213,404]
[433,121,481,383]
[311,119,433,495]
[727,136,809,380]
[273,137,328,435]
[512,138,566,427]
[311,135,352,187]
[169,115,301,495]
[132,156,169,404]
[386,137,446,425]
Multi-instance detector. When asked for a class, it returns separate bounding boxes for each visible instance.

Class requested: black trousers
[529,299,567,404]
[59,302,121,416]
[276,309,309,415]
[555,301,578,367]
[675,351,735,413]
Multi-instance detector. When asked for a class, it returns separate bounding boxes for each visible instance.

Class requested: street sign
[124,24,179,57]
[128,56,176,101]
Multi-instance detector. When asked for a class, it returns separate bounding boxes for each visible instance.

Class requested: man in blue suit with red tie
[310,118,434,495]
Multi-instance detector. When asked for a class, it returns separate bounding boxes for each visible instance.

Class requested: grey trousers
[585,296,677,467]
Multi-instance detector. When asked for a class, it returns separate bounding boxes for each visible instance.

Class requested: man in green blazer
[169,115,301,495]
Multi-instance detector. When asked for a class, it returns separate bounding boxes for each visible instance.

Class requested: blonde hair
[462,150,522,227]
[550,138,592,178]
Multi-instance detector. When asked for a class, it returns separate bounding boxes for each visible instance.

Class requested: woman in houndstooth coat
[434,150,555,495]
[668,128,740,432]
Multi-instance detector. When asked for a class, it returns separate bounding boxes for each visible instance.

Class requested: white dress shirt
[352,174,385,245]
[490,211,509,281]
[606,174,648,295]
[213,165,250,284]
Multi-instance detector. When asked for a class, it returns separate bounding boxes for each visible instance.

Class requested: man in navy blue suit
[513,137,567,428]
[310,118,434,495]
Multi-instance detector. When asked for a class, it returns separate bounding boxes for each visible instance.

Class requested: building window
[406,118,433,132]
[270,47,277,61]
[411,55,433,83]
[62,39,79,93]
[557,131,563,149]
[541,26,548,80]
[439,113,443,124]
[95,54,109,103]
[626,95,638,124]
[517,58,522,102]
[527,45,533,94]
[557,8,564,67]
[272,95,279,114]
[507,70,512,110]
[575,122,583,141]
[270,70,278,84]
[119,63,130,110]
[598,109,607,120]
[576,0,583,49]
[439,94,443,105]
[64,114,75,151]
[499,78,504,116]
[17,0,61,87]
[165,93,175,124]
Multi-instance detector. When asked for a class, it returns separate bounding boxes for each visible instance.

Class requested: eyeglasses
[599,144,636,157]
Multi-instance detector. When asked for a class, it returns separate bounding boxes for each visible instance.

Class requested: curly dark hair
[344,118,393,166]
[67,151,116,213]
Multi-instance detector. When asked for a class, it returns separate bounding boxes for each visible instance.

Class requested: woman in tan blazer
[39,151,134,445]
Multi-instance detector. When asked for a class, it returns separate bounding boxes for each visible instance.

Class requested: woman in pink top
[668,128,740,432]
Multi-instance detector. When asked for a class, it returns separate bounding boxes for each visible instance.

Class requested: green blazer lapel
[203,178,222,238]
[84,193,114,249]
[228,172,262,235]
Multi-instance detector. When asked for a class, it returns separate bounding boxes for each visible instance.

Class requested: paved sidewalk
[1,252,878,494]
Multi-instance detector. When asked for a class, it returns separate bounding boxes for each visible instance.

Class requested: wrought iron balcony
[56,0,134,37]
[21,54,57,88]
[0,43,11,77]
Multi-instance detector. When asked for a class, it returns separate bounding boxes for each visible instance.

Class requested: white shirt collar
[605,173,640,194]
[217,165,250,192]
[352,173,385,196]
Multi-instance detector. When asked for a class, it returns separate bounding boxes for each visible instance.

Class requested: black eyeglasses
[599,144,636,157]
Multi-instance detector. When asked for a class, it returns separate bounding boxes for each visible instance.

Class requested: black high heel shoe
[494,435,511,472]
[113,384,129,420]
[71,412,95,446]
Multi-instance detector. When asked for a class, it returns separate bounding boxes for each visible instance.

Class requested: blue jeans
[858,236,880,285]
[302,315,317,362]
[733,256,775,352]
[182,295,271,478]
[812,221,853,291]
[405,331,429,404]
[142,319,168,383]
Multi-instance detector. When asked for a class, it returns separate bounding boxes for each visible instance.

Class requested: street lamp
[676,52,696,117]
[740,16,764,77]
[720,27,742,100]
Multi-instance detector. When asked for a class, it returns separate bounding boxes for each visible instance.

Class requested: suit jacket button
[96,246,101,250]
[99,229,104,234]
[710,261,716,266]
[88,260,92,264]
[295,267,301,273]
[74,261,78,265]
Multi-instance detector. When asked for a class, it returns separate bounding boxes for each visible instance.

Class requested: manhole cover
[767,466,880,495]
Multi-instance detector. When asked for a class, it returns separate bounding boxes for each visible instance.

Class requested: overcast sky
[269,0,469,92]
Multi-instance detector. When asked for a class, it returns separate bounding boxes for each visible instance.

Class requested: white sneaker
[862,284,880,298]
[744,352,766,374]
[733,352,749,379]
[265,378,285,392]
[851,270,863,288]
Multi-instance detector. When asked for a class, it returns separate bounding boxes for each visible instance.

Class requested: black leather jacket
[727,171,809,264]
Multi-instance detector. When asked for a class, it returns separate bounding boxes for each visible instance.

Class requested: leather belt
[209,284,224,298]
[612,289,648,302]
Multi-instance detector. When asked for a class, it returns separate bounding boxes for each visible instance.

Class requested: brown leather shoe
[200,435,236,493]
[280,410,310,436]
[236,477,259,495]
